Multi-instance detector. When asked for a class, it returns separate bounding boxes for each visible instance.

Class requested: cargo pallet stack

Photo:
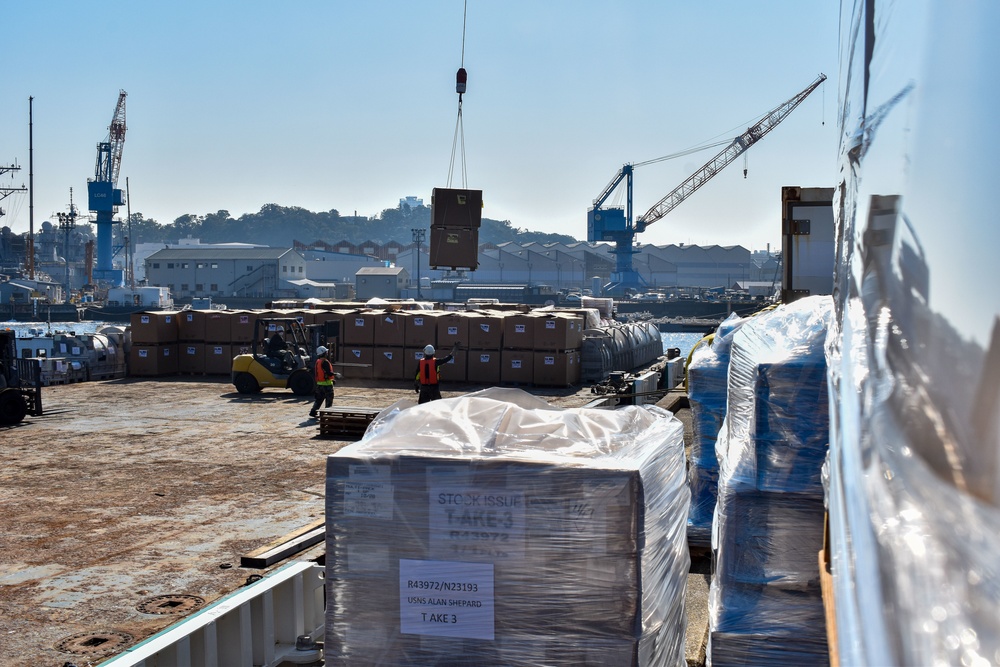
[325,389,691,666]
[685,315,745,549]
[708,296,832,665]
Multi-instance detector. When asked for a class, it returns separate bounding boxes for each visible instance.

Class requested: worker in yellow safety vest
[415,342,459,404]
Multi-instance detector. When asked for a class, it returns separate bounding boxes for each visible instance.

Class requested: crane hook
[456,67,467,95]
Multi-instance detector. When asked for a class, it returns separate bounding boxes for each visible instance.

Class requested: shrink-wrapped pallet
[325,387,690,666]
[708,295,832,666]
[685,314,745,547]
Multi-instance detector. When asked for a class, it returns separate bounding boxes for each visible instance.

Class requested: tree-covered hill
[125,203,579,248]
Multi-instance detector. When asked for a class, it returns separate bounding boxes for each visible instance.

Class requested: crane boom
[94,90,127,186]
[636,73,826,231]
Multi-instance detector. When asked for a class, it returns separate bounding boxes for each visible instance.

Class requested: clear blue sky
[1,1,839,252]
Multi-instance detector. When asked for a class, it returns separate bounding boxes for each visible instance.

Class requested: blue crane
[587,74,826,296]
[87,90,127,285]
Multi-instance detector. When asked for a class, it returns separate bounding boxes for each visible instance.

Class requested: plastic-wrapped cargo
[685,314,746,547]
[824,3,1000,665]
[325,387,690,666]
[708,295,832,665]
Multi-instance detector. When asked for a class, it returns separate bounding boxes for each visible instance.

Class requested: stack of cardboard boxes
[125,307,585,387]
[129,311,180,376]
[465,310,505,385]
[531,312,583,387]
[429,187,481,270]
[177,310,207,374]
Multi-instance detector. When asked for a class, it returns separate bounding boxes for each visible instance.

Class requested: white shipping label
[429,486,525,560]
[414,317,424,326]
[352,349,361,358]
[138,349,148,358]
[479,354,491,363]
[342,464,393,519]
[385,316,394,324]
[448,326,458,335]
[240,315,249,324]
[545,320,556,329]
[479,324,490,332]
[544,356,555,366]
[140,315,150,324]
[214,346,223,355]
[187,313,194,322]
[163,348,170,356]
[354,317,365,327]
[400,559,495,640]
[384,351,393,360]
[187,347,196,355]
[514,324,525,333]
[165,316,172,323]
[511,359,521,369]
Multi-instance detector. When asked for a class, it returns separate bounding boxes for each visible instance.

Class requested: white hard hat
[316,346,328,356]
[424,344,435,355]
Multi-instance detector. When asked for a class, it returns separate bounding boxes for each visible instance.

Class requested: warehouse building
[144,247,307,299]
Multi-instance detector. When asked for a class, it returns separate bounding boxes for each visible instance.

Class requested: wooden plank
[240,518,325,569]
[819,512,839,667]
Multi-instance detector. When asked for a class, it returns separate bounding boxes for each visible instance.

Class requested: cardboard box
[373,312,405,347]
[467,350,501,384]
[404,348,426,382]
[314,309,349,344]
[179,343,206,374]
[402,311,439,348]
[429,227,479,270]
[178,310,207,342]
[129,344,178,376]
[342,311,376,346]
[467,311,504,350]
[431,187,483,229]
[373,347,405,380]
[205,310,232,343]
[533,350,581,387]
[339,346,374,380]
[503,313,536,350]
[205,344,233,375]
[501,350,534,384]
[533,314,584,351]
[230,310,257,343]
[130,311,180,345]
[438,350,467,383]
[436,312,471,349]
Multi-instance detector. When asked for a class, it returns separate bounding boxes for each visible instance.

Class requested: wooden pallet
[317,406,381,439]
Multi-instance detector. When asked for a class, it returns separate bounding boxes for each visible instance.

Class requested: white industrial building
[145,247,307,299]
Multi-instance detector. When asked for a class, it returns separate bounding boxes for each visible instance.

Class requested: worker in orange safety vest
[415,342,459,404]
[309,345,336,419]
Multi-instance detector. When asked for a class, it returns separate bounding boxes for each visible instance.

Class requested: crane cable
[446,0,468,188]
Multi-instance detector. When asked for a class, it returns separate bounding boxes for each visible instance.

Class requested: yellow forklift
[231,317,335,396]
[0,329,43,425]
